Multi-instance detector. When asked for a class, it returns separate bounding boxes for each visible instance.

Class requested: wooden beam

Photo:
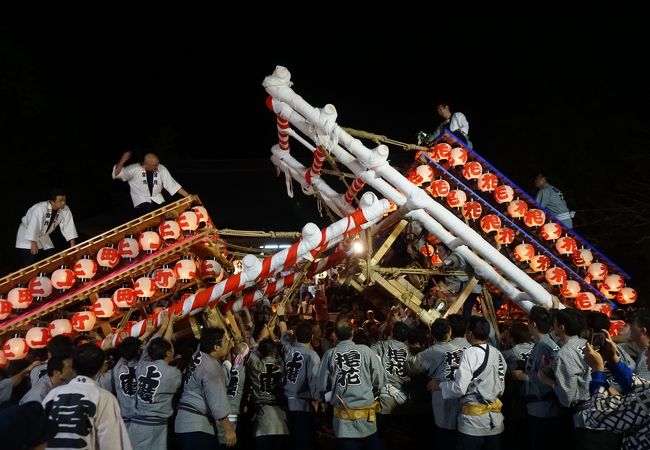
[481,287,501,344]
[225,311,242,340]
[370,220,408,265]
[444,277,479,318]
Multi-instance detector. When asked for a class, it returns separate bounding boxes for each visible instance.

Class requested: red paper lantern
[118,235,140,260]
[430,254,444,267]
[609,320,626,336]
[178,211,199,232]
[28,274,53,300]
[575,292,596,310]
[51,267,76,291]
[587,262,608,281]
[139,231,162,253]
[420,244,435,257]
[97,246,120,269]
[494,185,514,204]
[175,258,197,282]
[507,200,528,219]
[495,228,515,245]
[134,277,157,299]
[449,147,468,166]
[409,165,434,186]
[26,327,51,349]
[571,248,593,268]
[200,259,223,283]
[480,215,502,233]
[154,266,178,291]
[593,302,612,317]
[541,222,562,241]
[112,287,137,308]
[514,243,536,262]
[0,299,11,320]
[524,209,546,228]
[158,220,181,241]
[599,286,616,300]
[8,286,33,309]
[446,190,467,208]
[72,311,97,332]
[91,297,116,318]
[462,201,482,220]
[431,143,451,161]
[555,236,577,255]
[192,206,210,226]
[74,256,98,281]
[49,319,73,337]
[477,173,498,192]
[560,280,581,298]
[545,267,567,286]
[428,179,450,198]
[616,287,637,305]
[3,338,29,360]
[462,161,483,180]
[603,274,625,292]
[529,255,551,272]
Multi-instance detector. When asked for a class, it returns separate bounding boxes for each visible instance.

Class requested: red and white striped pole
[344,177,365,204]
[266,96,290,152]
[305,145,326,184]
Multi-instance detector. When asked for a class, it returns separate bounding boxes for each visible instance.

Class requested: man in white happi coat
[15,188,77,268]
[112,151,190,214]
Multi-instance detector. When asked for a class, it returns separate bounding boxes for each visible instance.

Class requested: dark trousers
[338,433,383,450]
[436,426,458,450]
[175,431,221,450]
[573,428,622,450]
[134,201,163,216]
[529,415,571,450]
[16,247,55,270]
[287,410,316,450]
[456,432,502,450]
[255,435,288,450]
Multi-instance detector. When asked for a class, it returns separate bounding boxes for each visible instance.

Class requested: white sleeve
[440,347,478,399]
[112,164,135,181]
[59,207,78,242]
[23,204,46,242]
[96,393,133,450]
[449,112,469,135]
[158,165,181,196]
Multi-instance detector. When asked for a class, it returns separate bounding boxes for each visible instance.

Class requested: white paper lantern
[3,338,29,360]
[524,209,546,228]
[134,277,157,299]
[8,286,33,309]
[409,165,434,186]
[603,274,625,292]
[153,267,177,291]
[446,190,467,208]
[514,243,536,262]
[545,267,567,286]
[428,179,450,198]
[587,262,608,281]
[449,147,468,166]
[96,246,120,269]
[0,299,11,320]
[112,287,137,308]
[51,267,76,291]
[158,220,181,241]
[118,235,140,260]
[175,258,197,282]
[529,255,551,272]
[74,257,98,281]
[28,274,53,300]
[507,200,528,219]
[26,327,51,349]
[571,248,593,268]
[494,185,514,204]
[431,143,451,161]
[462,161,483,180]
[49,319,73,337]
[192,206,210,226]
[480,215,502,234]
[461,201,482,220]
[178,211,199,232]
[555,237,577,255]
[477,173,498,192]
[560,280,581,298]
[495,228,515,245]
[575,292,596,310]
[541,222,562,241]
[91,297,116,318]
[200,259,223,283]
[616,287,637,305]
[72,311,97,332]
[139,231,162,253]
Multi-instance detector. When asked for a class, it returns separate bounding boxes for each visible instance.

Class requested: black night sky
[1,20,649,305]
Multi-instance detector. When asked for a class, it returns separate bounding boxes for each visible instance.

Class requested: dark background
[1,20,649,305]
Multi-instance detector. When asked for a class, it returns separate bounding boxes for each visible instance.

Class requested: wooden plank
[225,311,242,340]
[444,277,479,318]
[370,220,408,265]
[481,287,501,344]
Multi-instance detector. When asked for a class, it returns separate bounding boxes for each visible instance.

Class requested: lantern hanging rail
[357,260,466,277]
[0,230,214,337]
[420,152,614,308]
[342,127,428,152]
[0,195,204,293]
[215,229,301,239]
[435,130,630,279]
